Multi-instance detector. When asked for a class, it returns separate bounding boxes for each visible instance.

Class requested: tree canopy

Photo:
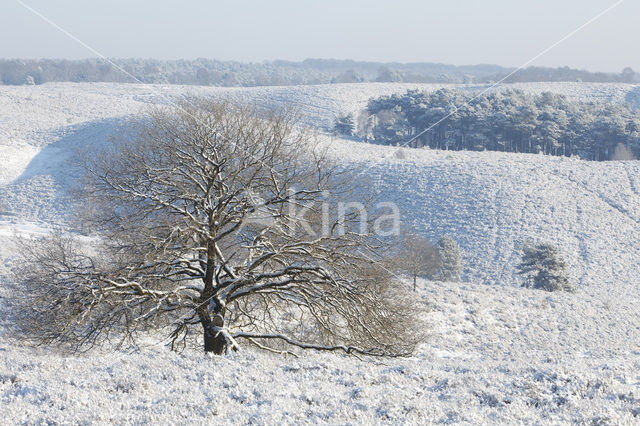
[517,241,574,292]
[364,88,640,160]
[15,99,422,356]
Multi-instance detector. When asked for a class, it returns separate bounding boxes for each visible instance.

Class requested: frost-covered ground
[1,277,639,424]
[1,82,640,424]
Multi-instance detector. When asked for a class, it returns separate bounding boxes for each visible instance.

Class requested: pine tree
[333,113,355,137]
[517,241,574,292]
[435,235,463,281]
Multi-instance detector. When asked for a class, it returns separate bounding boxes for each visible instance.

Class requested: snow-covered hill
[1,82,640,423]
[326,143,640,299]
[2,82,638,294]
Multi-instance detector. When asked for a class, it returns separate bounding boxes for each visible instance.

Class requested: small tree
[15,99,422,357]
[517,241,574,292]
[435,235,463,281]
[393,232,441,291]
[333,113,355,137]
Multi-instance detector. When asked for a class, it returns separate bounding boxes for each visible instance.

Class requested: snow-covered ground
[1,82,640,423]
[1,278,639,424]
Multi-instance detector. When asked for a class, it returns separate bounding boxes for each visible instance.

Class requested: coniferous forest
[363,89,640,161]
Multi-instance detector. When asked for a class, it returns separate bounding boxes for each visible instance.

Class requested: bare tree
[15,99,422,356]
[392,231,441,291]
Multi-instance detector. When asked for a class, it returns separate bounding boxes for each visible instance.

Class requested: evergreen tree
[435,235,463,281]
[517,241,574,292]
[333,113,355,137]
[365,88,640,160]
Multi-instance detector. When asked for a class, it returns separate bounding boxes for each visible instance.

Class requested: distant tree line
[0,58,636,87]
[487,66,637,84]
[363,89,640,161]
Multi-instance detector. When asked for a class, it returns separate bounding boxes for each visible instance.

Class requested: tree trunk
[200,237,227,354]
[200,313,226,354]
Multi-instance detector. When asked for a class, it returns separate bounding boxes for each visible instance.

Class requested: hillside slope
[1,82,637,295]
[325,142,640,298]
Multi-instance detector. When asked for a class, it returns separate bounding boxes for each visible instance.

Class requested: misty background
[0,0,637,76]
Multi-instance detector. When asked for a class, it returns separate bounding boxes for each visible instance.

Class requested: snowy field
[2,280,640,424]
[1,82,640,423]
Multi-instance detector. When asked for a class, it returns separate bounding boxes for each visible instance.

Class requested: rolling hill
[1,82,639,423]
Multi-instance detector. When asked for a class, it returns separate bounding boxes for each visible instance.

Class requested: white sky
[0,0,636,72]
